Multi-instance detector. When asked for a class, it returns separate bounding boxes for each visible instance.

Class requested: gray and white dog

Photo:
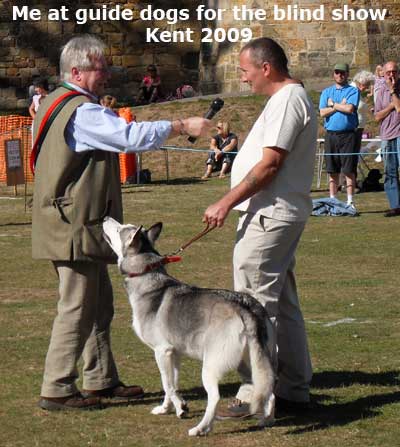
[103,217,275,436]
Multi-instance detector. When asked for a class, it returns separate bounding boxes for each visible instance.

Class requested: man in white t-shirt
[203,37,317,416]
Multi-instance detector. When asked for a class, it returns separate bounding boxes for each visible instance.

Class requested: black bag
[360,169,383,192]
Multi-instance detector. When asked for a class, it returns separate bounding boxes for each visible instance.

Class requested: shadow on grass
[0,221,32,227]
[121,177,204,190]
[149,177,204,186]
[285,390,400,435]
[312,370,400,388]
[108,372,400,433]
[224,371,400,435]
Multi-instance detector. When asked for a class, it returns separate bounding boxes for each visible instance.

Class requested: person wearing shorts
[319,63,360,209]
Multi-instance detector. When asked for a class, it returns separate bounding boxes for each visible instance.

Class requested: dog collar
[127,256,182,278]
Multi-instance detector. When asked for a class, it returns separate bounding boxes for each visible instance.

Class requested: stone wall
[211,0,400,93]
[0,0,202,110]
[0,0,399,109]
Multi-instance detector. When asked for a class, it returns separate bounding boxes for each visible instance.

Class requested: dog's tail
[245,314,275,418]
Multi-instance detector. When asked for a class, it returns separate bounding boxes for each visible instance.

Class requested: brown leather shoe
[82,381,144,401]
[38,393,102,411]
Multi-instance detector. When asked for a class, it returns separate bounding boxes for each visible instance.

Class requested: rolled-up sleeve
[65,103,172,153]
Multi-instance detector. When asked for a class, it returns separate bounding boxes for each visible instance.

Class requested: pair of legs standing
[382,137,400,215]
[233,212,312,404]
[325,130,358,207]
[41,261,119,398]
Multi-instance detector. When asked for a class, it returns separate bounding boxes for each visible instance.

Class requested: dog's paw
[258,414,275,428]
[176,402,189,418]
[188,425,211,437]
[151,405,170,415]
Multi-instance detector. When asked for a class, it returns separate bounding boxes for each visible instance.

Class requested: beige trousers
[40,261,119,398]
[233,212,312,403]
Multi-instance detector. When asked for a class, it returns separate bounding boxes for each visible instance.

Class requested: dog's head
[103,217,162,271]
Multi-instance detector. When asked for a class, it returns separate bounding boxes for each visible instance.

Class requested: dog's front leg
[152,347,187,418]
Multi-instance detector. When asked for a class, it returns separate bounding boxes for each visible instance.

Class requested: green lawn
[0,176,399,447]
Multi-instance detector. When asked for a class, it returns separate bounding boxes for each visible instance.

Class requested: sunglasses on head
[334,70,346,75]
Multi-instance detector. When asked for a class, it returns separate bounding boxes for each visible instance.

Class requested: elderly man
[203,37,316,417]
[33,35,210,411]
[374,61,400,217]
[319,63,360,209]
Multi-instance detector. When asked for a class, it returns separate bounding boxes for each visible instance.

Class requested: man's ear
[147,222,163,244]
[262,61,271,77]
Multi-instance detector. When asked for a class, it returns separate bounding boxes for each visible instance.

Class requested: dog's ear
[147,222,163,244]
[123,225,143,254]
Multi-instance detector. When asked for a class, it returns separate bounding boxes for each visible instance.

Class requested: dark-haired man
[319,63,360,209]
[203,37,316,416]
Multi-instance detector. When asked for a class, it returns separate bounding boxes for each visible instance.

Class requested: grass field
[1,169,400,446]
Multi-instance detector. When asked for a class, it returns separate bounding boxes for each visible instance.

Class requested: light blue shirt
[319,84,360,131]
[64,83,172,153]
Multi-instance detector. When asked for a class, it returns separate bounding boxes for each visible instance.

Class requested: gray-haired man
[33,35,210,411]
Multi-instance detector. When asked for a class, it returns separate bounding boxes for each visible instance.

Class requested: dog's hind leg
[152,348,187,417]
[188,360,221,436]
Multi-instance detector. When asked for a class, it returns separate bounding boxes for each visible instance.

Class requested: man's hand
[203,198,231,228]
[170,117,212,138]
[386,76,395,91]
[327,98,334,107]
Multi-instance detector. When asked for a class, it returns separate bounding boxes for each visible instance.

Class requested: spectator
[374,61,400,217]
[137,64,162,104]
[373,64,386,103]
[319,63,360,210]
[100,94,117,112]
[350,70,375,154]
[202,121,238,179]
[29,78,49,119]
[32,35,211,412]
[203,37,316,418]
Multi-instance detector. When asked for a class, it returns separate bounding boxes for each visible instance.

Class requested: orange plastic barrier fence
[118,107,137,184]
[0,115,34,184]
[1,111,138,185]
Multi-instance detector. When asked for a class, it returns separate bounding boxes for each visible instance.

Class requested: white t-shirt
[32,94,41,112]
[231,83,317,222]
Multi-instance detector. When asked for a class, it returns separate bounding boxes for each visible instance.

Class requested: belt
[326,130,356,134]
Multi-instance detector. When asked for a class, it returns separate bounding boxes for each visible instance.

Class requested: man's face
[384,62,399,83]
[238,50,268,94]
[77,56,110,96]
[333,69,349,86]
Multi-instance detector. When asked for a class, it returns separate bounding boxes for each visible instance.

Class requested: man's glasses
[386,70,398,74]
[334,70,346,75]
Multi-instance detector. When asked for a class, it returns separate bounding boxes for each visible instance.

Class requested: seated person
[137,64,162,104]
[100,94,118,113]
[202,121,238,179]
[29,78,49,118]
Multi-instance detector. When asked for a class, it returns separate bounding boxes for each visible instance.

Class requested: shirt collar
[63,81,98,102]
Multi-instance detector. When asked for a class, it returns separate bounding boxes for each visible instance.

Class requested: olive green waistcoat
[31,86,122,263]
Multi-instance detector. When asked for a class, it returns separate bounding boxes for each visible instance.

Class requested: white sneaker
[347,202,356,211]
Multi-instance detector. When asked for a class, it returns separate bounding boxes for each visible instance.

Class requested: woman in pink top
[137,64,162,104]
